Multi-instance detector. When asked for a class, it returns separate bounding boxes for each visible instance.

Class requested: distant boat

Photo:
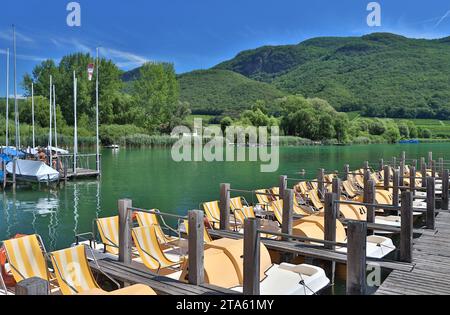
[105,145,120,149]
[399,139,420,144]
[5,159,60,183]
[40,146,70,155]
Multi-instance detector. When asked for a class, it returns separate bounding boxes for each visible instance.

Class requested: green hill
[177,69,285,116]
[216,33,450,119]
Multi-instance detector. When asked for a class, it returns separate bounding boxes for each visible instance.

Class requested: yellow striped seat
[255,189,271,206]
[202,201,221,229]
[96,216,119,255]
[3,235,50,283]
[132,226,180,273]
[182,220,213,243]
[135,211,178,245]
[230,197,255,224]
[50,245,100,295]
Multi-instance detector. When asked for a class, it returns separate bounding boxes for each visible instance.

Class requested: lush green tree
[220,116,233,133]
[334,113,349,143]
[368,119,386,136]
[384,126,401,144]
[131,62,181,133]
[398,123,410,139]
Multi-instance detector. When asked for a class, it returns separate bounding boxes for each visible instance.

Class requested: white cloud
[434,10,450,28]
[0,48,46,62]
[99,47,149,68]
[0,29,34,43]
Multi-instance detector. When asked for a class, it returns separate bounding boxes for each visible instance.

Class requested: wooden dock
[376,211,450,295]
[89,259,236,296]
[64,168,100,180]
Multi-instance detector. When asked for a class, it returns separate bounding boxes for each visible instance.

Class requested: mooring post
[324,193,337,249]
[332,177,341,200]
[2,161,6,189]
[279,175,287,203]
[431,160,436,178]
[364,179,376,226]
[324,192,337,283]
[343,165,350,181]
[346,220,367,296]
[379,159,384,172]
[393,170,400,207]
[384,165,390,191]
[220,183,230,231]
[12,158,16,191]
[439,158,444,178]
[412,159,417,170]
[363,168,371,189]
[118,199,133,265]
[400,191,413,263]
[282,189,294,240]
[426,177,436,230]
[402,151,406,164]
[421,158,427,188]
[428,152,433,169]
[399,160,405,187]
[243,218,260,296]
[188,210,204,285]
[318,169,325,197]
[15,278,49,296]
[364,160,369,170]
[442,170,449,211]
[409,166,416,197]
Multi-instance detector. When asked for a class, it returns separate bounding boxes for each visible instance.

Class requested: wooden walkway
[376,212,450,295]
[64,168,100,180]
[89,258,237,296]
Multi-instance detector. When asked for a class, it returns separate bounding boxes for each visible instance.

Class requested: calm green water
[1,143,449,250]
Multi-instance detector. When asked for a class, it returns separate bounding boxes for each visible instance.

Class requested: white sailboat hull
[6,160,60,183]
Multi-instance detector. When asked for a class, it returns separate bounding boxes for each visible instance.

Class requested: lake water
[1,143,449,250]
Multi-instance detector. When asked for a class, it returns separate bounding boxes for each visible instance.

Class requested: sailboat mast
[5,49,9,148]
[73,71,78,174]
[95,47,100,173]
[13,25,19,150]
[49,75,52,151]
[31,82,35,149]
[53,84,57,148]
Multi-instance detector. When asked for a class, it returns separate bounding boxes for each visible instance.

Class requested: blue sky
[1,0,450,95]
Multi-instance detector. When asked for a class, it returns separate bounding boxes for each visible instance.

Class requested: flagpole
[73,71,78,175]
[95,47,100,174]
[5,48,9,148]
[31,82,35,149]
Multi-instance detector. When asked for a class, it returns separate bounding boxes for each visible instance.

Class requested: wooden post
[421,158,427,188]
[402,151,406,165]
[426,177,436,230]
[279,175,287,203]
[220,183,230,231]
[324,192,337,282]
[346,220,367,295]
[442,170,449,211]
[364,179,376,225]
[439,158,444,178]
[2,161,6,189]
[243,218,260,296]
[332,177,341,199]
[428,152,433,169]
[431,160,436,178]
[118,199,133,264]
[400,191,413,263]
[317,169,325,197]
[393,157,397,168]
[188,210,204,285]
[343,165,350,181]
[379,159,384,172]
[399,160,405,187]
[12,158,16,191]
[363,168,371,188]
[363,161,369,171]
[282,189,294,240]
[384,165,390,191]
[16,278,49,295]
[324,193,337,249]
[410,166,416,197]
[393,170,400,207]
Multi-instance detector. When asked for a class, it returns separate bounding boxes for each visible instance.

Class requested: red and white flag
[88,63,95,81]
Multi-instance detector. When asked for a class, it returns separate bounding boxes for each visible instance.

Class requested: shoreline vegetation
[3,32,450,149]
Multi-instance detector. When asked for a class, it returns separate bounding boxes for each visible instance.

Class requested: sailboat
[3,25,60,183]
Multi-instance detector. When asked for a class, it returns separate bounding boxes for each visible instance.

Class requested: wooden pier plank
[376,212,450,295]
